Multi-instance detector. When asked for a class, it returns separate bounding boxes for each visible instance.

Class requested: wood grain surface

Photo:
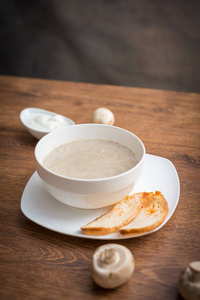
[0,75,199,300]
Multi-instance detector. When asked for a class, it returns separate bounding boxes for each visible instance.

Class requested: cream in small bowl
[35,124,145,209]
[20,107,75,139]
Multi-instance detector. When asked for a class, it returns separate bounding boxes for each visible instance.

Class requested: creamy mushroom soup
[42,139,137,179]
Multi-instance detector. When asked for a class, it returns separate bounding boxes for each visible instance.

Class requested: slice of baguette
[81,192,147,235]
[119,191,169,234]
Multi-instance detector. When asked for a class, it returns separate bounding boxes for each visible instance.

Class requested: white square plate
[21,154,180,240]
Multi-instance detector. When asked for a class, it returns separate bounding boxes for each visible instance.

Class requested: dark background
[1,0,200,93]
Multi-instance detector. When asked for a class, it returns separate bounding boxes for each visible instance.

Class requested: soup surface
[43,139,137,179]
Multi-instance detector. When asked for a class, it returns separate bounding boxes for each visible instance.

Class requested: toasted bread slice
[119,191,169,234]
[81,192,147,235]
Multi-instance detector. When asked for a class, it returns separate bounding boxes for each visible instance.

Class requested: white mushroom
[178,261,200,300]
[91,108,115,125]
[91,243,134,289]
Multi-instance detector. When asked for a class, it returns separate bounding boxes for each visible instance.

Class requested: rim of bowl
[35,124,146,182]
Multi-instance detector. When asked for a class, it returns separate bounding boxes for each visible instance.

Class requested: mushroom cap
[91,108,115,125]
[92,243,134,289]
[178,261,200,300]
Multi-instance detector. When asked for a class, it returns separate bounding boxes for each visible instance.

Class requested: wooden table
[0,75,199,300]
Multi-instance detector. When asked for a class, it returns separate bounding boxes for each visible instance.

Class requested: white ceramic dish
[35,124,145,209]
[20,107,75,139]
[21,154,180,240]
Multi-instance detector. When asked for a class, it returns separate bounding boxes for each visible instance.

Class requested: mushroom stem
[99,248,120,266]
[189,262,200,282]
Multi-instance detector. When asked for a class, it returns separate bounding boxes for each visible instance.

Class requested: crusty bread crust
[119,191,169,234]
[81,192,147,234]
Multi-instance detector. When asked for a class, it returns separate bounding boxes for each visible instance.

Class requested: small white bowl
[20,107,75,139]
[35,124,145,209]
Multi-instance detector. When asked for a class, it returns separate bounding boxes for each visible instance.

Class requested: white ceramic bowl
[35,124,145,209]
[20,107,75,139]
